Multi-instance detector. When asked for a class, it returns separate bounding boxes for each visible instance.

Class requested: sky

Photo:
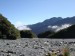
[0,0,75,27]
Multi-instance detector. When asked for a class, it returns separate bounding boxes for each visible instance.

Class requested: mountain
[38,24,75,38]
[28,16,75,34]
[28,17,62,34]
[52,16,75,26]
[48,24,75,38]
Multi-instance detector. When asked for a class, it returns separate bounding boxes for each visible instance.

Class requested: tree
[20,30,37,38]
[0,14,20,39]
[49,25,75,39]
[38,30,54,38]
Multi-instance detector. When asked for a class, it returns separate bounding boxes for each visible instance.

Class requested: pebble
[0,38,75,56]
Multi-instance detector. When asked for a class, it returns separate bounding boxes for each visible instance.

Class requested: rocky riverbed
[0,38,75,56]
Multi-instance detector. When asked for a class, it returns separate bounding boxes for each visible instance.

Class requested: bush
[20,30,37,38]
[63,47,70,56]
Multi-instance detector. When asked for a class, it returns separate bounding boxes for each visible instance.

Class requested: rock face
[0,38,75,56]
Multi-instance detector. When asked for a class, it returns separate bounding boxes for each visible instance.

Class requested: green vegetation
[49,25,75,38]
[38,30,54,38]
[20,30,37,38]
[0,14,37,39]
[63,46,70,56]
[64,51,69,56]
[0,13,75,39]
[37,24,75,39]
[0,14,20,39]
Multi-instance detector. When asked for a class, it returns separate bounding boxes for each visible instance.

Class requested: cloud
[17,25,31,30]
[14,21,31,30]
[56,24,72,32]
[15,21,23,28]
[48,24,72,32]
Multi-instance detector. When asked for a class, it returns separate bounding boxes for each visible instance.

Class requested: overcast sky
[0,0,75,26]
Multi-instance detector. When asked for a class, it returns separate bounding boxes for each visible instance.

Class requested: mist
[48,24,72,32]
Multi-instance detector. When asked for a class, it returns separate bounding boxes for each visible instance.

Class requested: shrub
[62,46,70,56]
[63,48,70,56]
[20,30,37,38]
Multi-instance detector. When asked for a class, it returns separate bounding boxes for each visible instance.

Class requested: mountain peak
[43,17,62,23]
[28,16,75,34]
